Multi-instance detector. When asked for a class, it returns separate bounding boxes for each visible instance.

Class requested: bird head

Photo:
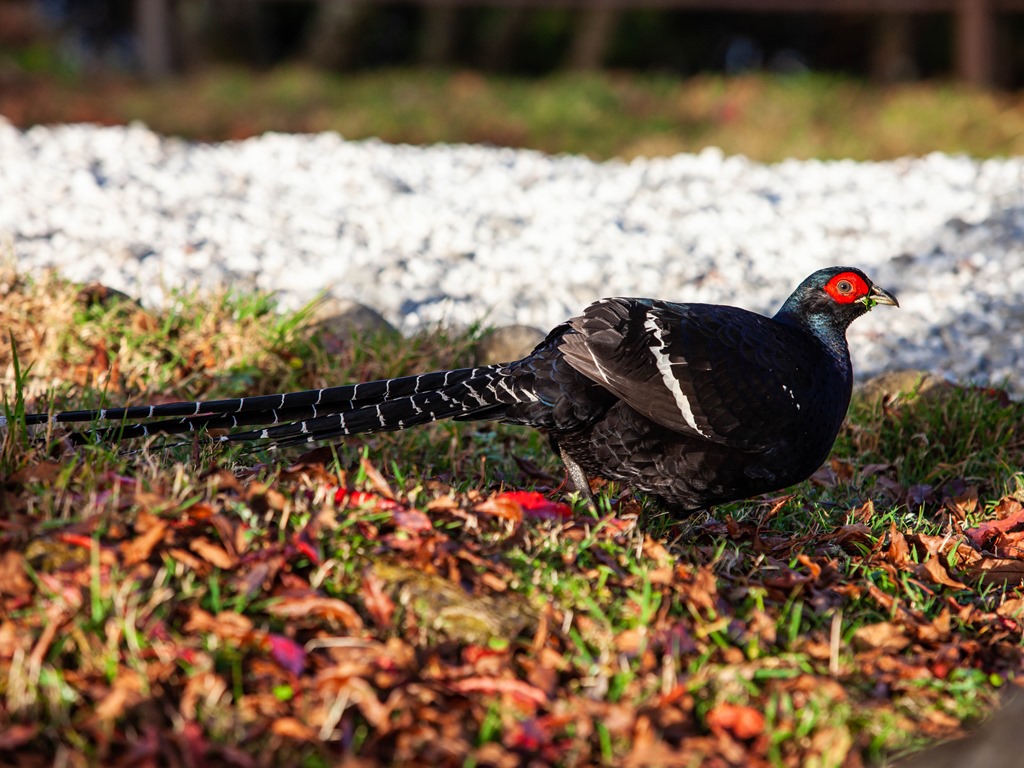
[775,266,898,335]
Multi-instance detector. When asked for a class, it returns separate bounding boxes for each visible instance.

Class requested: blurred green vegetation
[4,66,1024,160]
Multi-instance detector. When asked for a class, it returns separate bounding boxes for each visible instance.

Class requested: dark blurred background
[2,1,1024,161]
[1,0,1021,86]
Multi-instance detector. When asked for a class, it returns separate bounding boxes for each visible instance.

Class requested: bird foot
[559,448,599,514]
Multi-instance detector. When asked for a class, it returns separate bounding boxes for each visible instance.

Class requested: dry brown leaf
[202,467,243,493]
[184,609,254,641]
[235,561,275,601]
[0,551,33,597]
[996,596,1024,622]
[189,536,237,569]
[851,499,876,524]
[361,568,395,629]
[93,668,143,722]
[913,608,953,644]
[825,524,873,551]
[888,525,911,566]
[448,677,548,707]
[875,475,906,501]
[121,518,169,566]
[360,456,396,500]
[180,671,228,721]
[426,495,460,512]
[168,547,209,574]
[830,457,855,482]
[852,622,911,652]
[474,494,524,523]
[210,514,246,558]
[682,566,719,614]
[478,572,508,593]
[646,567,674,585]
[944,485,979,518]
[994,497,1024,519]
[641,539,672,566]
[270,717,317,740]
[8,461,62,484]
[961,557,1024,586]
[266,594,363,629]
[807,723,853,768]
[348,676,391,728]
[391,508,433,533]
[810,465,838,487]
[472,742,518,768]
[615,627,647,655]
[914,557,968,590]
[182,501,217,522]
[132,490,171,513]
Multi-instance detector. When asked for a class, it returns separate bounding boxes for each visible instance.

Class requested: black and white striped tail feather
[19,367,483,428]
[13,364,534,448]
[235,364,538,447]
[61,403,334,444]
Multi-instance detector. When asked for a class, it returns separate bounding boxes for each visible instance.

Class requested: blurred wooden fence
[136,0,1013,85]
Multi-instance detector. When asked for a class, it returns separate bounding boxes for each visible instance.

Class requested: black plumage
[13,266,897,512]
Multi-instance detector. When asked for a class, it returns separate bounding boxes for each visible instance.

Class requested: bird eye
[836,280,853,294]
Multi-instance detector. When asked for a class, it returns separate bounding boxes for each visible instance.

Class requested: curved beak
[860,284,899,310]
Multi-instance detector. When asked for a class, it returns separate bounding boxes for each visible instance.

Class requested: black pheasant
[11,266,896,512]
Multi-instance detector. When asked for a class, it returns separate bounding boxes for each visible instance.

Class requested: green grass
[2,266,1023,765]
[8,66,1024,161]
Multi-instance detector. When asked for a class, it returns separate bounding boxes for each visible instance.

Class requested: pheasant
[10,266,897,512]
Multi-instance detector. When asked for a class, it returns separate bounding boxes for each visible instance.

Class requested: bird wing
[557,298,820,450]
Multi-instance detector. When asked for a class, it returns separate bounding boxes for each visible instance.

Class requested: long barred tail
[12,365,529,446]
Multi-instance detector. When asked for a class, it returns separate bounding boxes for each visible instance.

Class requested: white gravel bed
[2,117,1024,392]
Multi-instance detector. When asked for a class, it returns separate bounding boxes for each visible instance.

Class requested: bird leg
[559,447,598,512]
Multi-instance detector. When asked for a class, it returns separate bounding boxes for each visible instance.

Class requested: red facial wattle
[823,272,870,304]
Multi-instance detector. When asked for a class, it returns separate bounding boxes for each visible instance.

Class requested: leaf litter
[2,453,1023,767]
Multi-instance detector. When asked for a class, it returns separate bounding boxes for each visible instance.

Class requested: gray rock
[311,298,399,340]
[896,693,1024,768]
[855,369,955,408]
[474,324,546,365]
[75,281,137,309]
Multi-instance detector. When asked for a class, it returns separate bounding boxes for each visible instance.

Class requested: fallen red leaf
[56,532,95,550]
[291,529,321,565]
[706,702,765,740]
[485,491,573,521]
[600,517,636,535]
[267,634,306,676]
[335,488,402,512]
[965,507,1024,550]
